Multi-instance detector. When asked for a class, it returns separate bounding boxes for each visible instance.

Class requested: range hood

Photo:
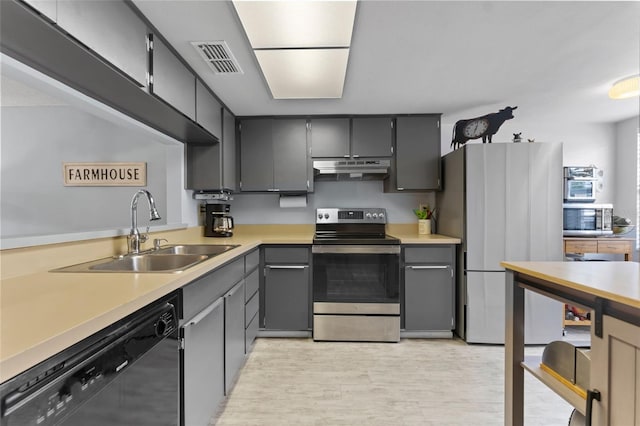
[313,159,390,181]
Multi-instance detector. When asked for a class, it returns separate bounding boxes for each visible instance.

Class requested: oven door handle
[407,265,450,270]
[265,265,308,270]
[312,245,400,254]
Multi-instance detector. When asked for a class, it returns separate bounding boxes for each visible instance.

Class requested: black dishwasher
[0,294,180,426]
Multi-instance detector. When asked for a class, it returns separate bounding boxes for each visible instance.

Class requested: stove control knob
[318,214,323,219]
[365,213,372,219]
[372,213,378,219]
[379,212,385,219]
[324,213,329,219]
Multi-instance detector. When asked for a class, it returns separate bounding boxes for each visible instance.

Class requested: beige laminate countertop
[0,224,459,382]
[501,261,640,309]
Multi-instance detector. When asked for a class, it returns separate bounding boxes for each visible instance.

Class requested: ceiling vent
[191,41,243,74]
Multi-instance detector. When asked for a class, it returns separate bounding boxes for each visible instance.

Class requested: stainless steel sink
[51,244,239,273]
[153,244,239,256]
[89,254,208,272]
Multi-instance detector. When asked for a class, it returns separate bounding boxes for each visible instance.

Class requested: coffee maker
[205,203,234,237]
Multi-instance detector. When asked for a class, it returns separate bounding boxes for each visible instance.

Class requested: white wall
[614,116,639,220]
[230,181,435,225]
[0,55,197,248]
[441,110,617,203]
[614,116,639,257]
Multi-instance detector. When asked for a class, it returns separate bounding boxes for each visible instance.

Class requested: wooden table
[564,237,634,261]
[502,261,640,426]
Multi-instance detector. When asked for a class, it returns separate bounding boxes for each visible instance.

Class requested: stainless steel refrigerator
[436,142,564,344]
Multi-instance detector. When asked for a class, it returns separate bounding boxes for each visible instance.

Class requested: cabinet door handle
[585,389,601,426]
[187,298,223,326]
[266,265,308,270]
[352,154,360,158]
[224,280,244,298]
[408,265,450,270]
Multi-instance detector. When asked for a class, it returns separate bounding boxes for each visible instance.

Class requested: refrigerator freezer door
[465,271,563,344]
[466,271,506,343]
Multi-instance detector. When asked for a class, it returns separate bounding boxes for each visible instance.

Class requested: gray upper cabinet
[222,108,237,191]
[152,37,196,120]
[351,117,393,157]
[310,118,350,158]
[185,107,236,190]
[22,0,57,22]
[56,0,148,86]
[385,115,441,192]
[239,119,274,192]
[239,118,309,192]
[273,119,309,192]
[195,80,222,140]
[184,142,221,190]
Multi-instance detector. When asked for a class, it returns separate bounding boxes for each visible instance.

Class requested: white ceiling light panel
[232,0,357,99]
[232,1,357,49]
[255,48,350,99]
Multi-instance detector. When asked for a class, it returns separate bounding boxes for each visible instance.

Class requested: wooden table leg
[505,270,525,426]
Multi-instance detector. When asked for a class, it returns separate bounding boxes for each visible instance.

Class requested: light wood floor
[213,338,575,425]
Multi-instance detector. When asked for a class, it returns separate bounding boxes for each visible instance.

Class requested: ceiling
[132,1,640,125]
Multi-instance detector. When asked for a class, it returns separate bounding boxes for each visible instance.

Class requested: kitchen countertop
[500,261,640,309]
[0,224,459,382]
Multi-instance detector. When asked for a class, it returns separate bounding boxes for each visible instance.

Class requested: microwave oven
[563,166,601,202]
[563,203,613,236]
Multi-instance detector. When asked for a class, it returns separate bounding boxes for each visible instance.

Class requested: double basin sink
[53,244,239,273]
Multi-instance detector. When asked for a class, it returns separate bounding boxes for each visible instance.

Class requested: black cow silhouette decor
[451,106,518,150]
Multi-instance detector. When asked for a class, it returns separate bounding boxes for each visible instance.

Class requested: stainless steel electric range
[312,208,401,342]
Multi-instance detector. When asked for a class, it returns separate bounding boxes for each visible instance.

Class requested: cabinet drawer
[564,240,597,254]
[264,247,309,264]
[404,246,453,264]
[245,268,259,302]
[245,249,259,273]
[245,292,259,326]
[182,258,244,321]
[245,313,259,354]
[597,240,632,254]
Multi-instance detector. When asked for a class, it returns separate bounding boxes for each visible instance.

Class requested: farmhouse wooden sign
[63,162,146,186]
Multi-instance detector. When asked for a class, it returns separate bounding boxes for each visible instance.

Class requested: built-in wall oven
[312,208,400,342]
[0,293,180,426]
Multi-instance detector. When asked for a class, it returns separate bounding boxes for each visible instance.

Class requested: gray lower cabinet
[181,297,224,426]
[262,247,310,331]
[180,257,244,423]
[389,115,441,191]
[244,266,259,352]
[403,246,455,332]
[224,280,245,394]
[56,0,148,86]
[239,118,310,192]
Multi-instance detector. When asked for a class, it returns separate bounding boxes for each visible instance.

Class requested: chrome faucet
[128,190,161,254]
